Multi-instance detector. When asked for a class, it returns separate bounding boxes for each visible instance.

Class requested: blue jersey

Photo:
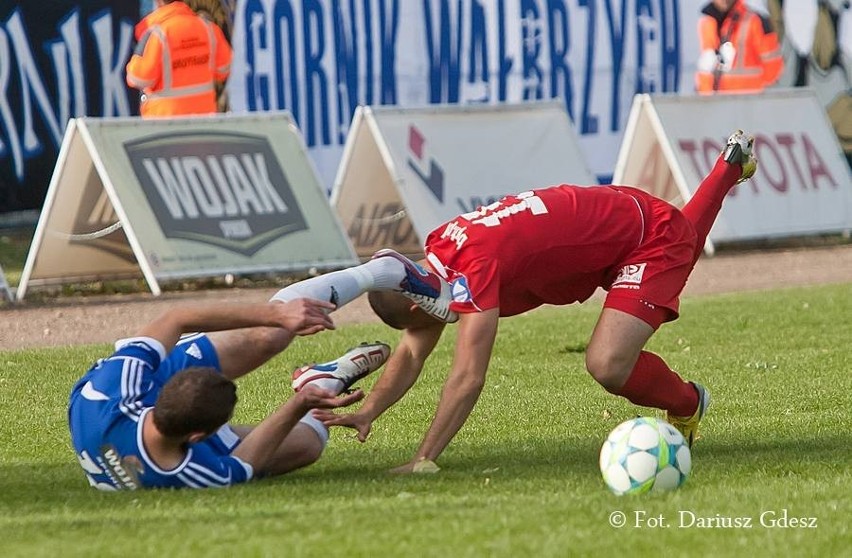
[68,335,253,490]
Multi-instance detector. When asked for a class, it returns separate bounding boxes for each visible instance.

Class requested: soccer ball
[599,417,691,495]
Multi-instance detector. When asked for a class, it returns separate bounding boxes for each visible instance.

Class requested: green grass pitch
[1,284,849,557]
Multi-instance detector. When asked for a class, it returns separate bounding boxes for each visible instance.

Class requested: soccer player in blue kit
[68,298,390,490]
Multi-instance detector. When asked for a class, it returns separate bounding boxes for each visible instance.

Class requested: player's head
[152,368,237,440]
[368,291,443,330]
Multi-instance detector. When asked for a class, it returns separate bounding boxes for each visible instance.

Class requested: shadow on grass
[275,431,852,487]
[695,434,852,466]
[2,433,847,511]
[272,435,603,483]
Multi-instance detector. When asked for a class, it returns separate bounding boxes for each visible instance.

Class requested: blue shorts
[159,332,221,380]
[160,333,242,455]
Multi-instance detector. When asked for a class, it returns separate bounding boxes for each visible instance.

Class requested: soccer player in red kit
[316,130,758,473]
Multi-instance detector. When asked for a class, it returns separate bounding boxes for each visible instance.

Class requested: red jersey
[425,185,660,317]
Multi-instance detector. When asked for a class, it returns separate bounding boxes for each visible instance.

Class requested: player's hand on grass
[295,385,364,411]
[270,298,336,335]
[389,458,440,475]
[313,409,373,442]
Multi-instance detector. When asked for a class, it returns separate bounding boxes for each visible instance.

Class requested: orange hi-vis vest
[126,1,232,117]
[695,0,783,93]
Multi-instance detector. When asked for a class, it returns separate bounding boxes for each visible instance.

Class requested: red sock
[680,156,742,262]
[616,351,698,417]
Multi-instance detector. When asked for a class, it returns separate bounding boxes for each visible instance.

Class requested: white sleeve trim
[232,456,254,480]
[114,337,167,361]
[136,408,194,474]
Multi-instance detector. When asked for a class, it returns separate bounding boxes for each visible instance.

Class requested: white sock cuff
[361,257,405,290]
[299,413,329,447]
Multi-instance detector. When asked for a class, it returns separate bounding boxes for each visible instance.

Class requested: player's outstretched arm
[269,298,337,336]
[315,320,445,442]
[393,308,499,473]
[232,386,364,475]
[136,300,335,353]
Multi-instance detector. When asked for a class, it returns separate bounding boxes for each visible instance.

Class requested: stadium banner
[16,113,357,300]
[229,0,701,192]
[332,101,596,258]
[6,1,851,219]
[0,0,138,216]
[613,88,852,254]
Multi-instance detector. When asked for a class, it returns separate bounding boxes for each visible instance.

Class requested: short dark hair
[152,368,237,438]
[368,291,417,330]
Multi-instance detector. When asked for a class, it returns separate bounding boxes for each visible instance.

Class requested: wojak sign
[17,114,356,299]
[68,169,135,263]
[125,132,307,256]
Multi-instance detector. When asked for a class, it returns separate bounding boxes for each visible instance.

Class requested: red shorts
[603,188,697,330]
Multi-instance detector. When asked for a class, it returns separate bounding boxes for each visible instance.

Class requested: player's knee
[585,349,631,392]
[293,444,323,468]
[286,432,326,470]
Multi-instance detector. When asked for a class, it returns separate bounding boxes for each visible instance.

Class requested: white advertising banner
[17,113,357,299]
[332,102,596,258]
[614,89,852,251]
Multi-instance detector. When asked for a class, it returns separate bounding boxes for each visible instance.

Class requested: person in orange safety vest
[695,0,784,94]
[126,0,232,117]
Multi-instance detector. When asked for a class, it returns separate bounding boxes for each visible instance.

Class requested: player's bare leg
[585,308,653,391]
[586,308,701,424]
[228,422,327,475]
[207,327,294,380]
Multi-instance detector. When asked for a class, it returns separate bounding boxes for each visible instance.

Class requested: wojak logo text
[126,132,307,256]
